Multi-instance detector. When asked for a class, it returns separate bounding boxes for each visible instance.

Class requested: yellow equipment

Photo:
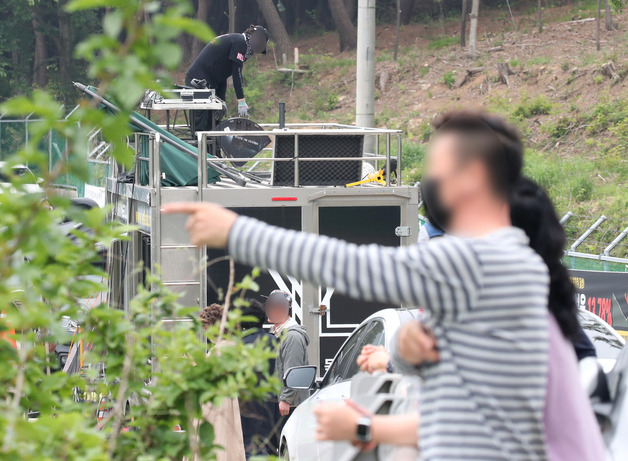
[346,169,386,187]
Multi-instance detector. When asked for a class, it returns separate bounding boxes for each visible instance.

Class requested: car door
[284,319,386,461]
[315,320,386,460]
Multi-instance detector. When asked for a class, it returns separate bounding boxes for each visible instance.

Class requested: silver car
[279,308,420,461]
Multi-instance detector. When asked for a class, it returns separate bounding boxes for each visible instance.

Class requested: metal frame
[560,212,628,266]
[107,123,418,368]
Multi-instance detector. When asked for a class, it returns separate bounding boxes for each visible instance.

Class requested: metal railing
[197,124,403,188]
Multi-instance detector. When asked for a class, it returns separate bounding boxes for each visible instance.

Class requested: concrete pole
[356,0,376,153]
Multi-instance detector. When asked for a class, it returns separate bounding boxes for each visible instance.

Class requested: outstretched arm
[162,204,482,322]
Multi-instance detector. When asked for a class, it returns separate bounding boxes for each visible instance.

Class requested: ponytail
[509,177,580,339]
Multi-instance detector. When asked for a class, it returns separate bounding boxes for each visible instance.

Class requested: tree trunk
[537,0,543,32]
[604,0,613,30]
[229,0,236,33]
[58,2,72,90]
[344,0,356,21]
[400,0,416,25]
[31,7,48,87]
[596,0,601,51]
[328,0,357,51]
[468,0,480,56]
[460,0,468,47]
[191,0,213,59]
[255,0,293,64]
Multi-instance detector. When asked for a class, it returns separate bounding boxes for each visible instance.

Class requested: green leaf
[154,16,214,42]
[103,11,124,39]
[154,42,182,69]
[66,0,128,12]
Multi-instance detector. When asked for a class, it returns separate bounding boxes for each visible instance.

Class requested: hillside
[177,1,628,229]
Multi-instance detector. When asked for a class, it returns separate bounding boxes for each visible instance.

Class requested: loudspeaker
[272,134,364,186]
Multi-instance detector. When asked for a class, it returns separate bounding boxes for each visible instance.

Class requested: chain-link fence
[0,106,110,198]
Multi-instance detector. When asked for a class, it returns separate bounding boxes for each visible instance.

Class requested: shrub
[442,71,456,89]
[513,96,552,118]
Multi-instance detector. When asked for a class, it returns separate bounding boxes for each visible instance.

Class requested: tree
[328,0,357,52]
[191,0,213,59]
[344,0,356,21]
[604,0,613,30]
[255,0,293,64]
[468,0,480,56]
[400,0,416,25]
[538,0,543,33]
[460,0,469,47]
[30,5,48,87]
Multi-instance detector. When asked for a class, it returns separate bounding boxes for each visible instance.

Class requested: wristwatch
[356,416,372,443]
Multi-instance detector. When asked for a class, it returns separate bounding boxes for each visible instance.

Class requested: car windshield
[580,314,624,360]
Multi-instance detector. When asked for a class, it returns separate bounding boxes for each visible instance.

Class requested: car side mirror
[284,366,317,390]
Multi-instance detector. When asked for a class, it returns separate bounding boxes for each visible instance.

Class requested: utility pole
[356,0,376,153]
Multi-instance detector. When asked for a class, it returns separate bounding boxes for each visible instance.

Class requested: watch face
[356,417,371,442]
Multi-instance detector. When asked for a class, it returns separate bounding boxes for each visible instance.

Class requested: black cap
[251,25,269,54]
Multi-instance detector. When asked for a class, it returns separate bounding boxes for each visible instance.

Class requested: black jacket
[186,33,248,99]
[240,328,278,457]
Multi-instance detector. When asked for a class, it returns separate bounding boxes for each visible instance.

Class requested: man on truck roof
[185,25,269,121]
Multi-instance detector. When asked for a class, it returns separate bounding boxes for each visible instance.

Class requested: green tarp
[131,111,221,187]
[88,85,221,187]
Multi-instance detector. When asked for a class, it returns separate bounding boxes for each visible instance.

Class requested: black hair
[433,111,523,197]
[200,303,223,329]
[240,298,266,330]
[510,176,579,340]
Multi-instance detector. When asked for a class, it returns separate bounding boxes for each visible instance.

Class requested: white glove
[238,99,249,117]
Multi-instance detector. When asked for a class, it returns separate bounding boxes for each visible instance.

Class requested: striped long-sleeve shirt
[228,216,550,461]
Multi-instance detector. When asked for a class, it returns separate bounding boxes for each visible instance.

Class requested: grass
[428,35,459,50]
[513,96,553,118]
[527,56,552,66]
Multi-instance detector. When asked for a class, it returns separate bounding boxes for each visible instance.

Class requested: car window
[342,320,385,380]
[581,315,624,360]
[325,324,368,386]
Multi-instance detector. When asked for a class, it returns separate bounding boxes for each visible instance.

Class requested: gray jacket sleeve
[279,332,308,405]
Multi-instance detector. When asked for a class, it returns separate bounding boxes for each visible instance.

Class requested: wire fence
[0,106,110,197]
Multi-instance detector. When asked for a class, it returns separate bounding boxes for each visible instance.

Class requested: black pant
[184,75,227,133]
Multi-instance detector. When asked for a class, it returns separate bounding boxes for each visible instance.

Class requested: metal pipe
[279,102,286,129]
[73,82,246,186]
[559,211,573,225]
[294,134,299,187]
[570,215,607,251]
[356,0,377,153]
[385,134,391,187]
[603,226,628,256]
[564,250,628,265]
[397,133,402,186]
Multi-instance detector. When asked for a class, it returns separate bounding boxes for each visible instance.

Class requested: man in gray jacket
[264,290,310,421]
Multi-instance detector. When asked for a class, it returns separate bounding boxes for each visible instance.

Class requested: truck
[102,87,419,371]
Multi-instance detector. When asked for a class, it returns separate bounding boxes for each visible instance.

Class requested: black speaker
[272,135,364,186]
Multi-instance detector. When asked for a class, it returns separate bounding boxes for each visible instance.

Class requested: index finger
[161,202,207,215]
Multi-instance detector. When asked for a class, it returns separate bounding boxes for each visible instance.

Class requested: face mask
[421,178,451,232]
